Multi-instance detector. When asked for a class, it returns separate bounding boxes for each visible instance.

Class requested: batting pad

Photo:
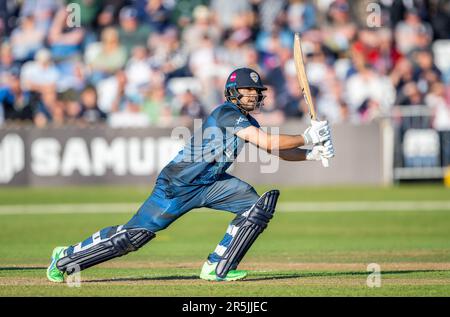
[215,189,280,279]
[57,228,155,274]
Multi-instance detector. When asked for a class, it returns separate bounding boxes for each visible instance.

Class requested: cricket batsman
[47,68,335,282]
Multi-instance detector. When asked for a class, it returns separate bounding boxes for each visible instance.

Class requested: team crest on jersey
[250,72,259,83]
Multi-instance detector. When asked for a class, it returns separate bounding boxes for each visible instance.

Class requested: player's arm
[235,120,331,151]
[270,148,308,161]
[236,125,305,150]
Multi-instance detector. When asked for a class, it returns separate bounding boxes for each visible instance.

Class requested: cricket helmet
[224,68,267,113]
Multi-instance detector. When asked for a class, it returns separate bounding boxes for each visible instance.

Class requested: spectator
[10,14,45,63]
[78,85,107,124]
[96,69,128,114]
[19,0,62,32]
[0,42,21,86]
[396,81,424,106]
[411,49,442,94]
[210,0,251,31]
[182,5,221,53]
[47,7,85,61]
[149,27,189,78]
[125,46,152,97]
[20,49,59,95]
[286,0,316,34]
[426,82,450,130]
[395,9,433,55]
[85,27,127,82]
[177,89,207,125]
[144,0,173,33]
[142,83,173,126]
[345,63,396,120]
[322,0,357,55]
[117,6,152,56]
[60,89,82,125]
[0,72,34,122]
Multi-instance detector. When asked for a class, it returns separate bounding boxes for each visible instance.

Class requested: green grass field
[0,184,449,296]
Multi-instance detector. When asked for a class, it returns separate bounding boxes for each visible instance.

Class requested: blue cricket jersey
[158,102,260,196]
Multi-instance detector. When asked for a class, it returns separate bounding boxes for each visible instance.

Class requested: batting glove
[302,120,331,145]
[306,140,335,161]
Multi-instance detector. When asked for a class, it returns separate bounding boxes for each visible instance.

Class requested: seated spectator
[176,89,207,125]
[148,27,189,79]
[426,82,450,130]
[0,72,34,122]
[117,6,152,57]
[85,27,127,82]
[395,9,433,55]
[345,63,396,119]
[125,46,152,96]
[10,14,45,63]
[0,42,21,87]
[322,0,357,55]
[59,89,82,125]
[142,83,173,126]
[182,5,221,53]
[20,49,60,126]
[78,85,107,124]
[19,0,61,32]
[20,49,59,94]
[395,81,424,106]
[286,0,316,34]
[47,7,85,61]
[144,0,173,33]
[96,70,128,115]
[390,58,415,93]
[411,49,442,92]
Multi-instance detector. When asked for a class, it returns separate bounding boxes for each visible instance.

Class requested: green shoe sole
[46,246,67,283]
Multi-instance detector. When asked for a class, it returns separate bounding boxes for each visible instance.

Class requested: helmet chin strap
[235,94,264,115]
[225,87,265,114]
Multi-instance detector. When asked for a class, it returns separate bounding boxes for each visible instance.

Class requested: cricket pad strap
[215,189,280,279]
[56,228,155,274]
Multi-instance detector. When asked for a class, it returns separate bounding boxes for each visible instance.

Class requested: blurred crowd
[0,0,449,129]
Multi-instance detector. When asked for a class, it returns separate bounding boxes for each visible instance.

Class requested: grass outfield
[0,185,449,296]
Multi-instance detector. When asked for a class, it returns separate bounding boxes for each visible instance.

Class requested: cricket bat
[293,33,329,168]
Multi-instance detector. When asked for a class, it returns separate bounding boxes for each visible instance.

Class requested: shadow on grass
[0,267,46,271]
[244,269,450,282]
[84,269,449,283]
[85,275,199,283]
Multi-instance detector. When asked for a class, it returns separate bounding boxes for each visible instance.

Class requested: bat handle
[319,139,329,168]
[321,157,329,168]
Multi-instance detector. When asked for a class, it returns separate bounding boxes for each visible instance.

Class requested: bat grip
[321,156,329,168]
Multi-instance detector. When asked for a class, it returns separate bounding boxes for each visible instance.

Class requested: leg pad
[57,228,155,274]
[215,190,279,279]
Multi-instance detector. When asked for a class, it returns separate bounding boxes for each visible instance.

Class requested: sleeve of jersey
[219,108,254,135]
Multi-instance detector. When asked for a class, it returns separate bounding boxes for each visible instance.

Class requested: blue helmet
[224,68,267,112]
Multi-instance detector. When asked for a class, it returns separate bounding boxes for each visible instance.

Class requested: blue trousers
[124,174,259,232]
[65,174,260,264]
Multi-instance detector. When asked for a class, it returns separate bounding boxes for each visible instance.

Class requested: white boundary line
[0,201,449,215]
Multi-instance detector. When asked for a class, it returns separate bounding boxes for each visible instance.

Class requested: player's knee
[111,228,154,256]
